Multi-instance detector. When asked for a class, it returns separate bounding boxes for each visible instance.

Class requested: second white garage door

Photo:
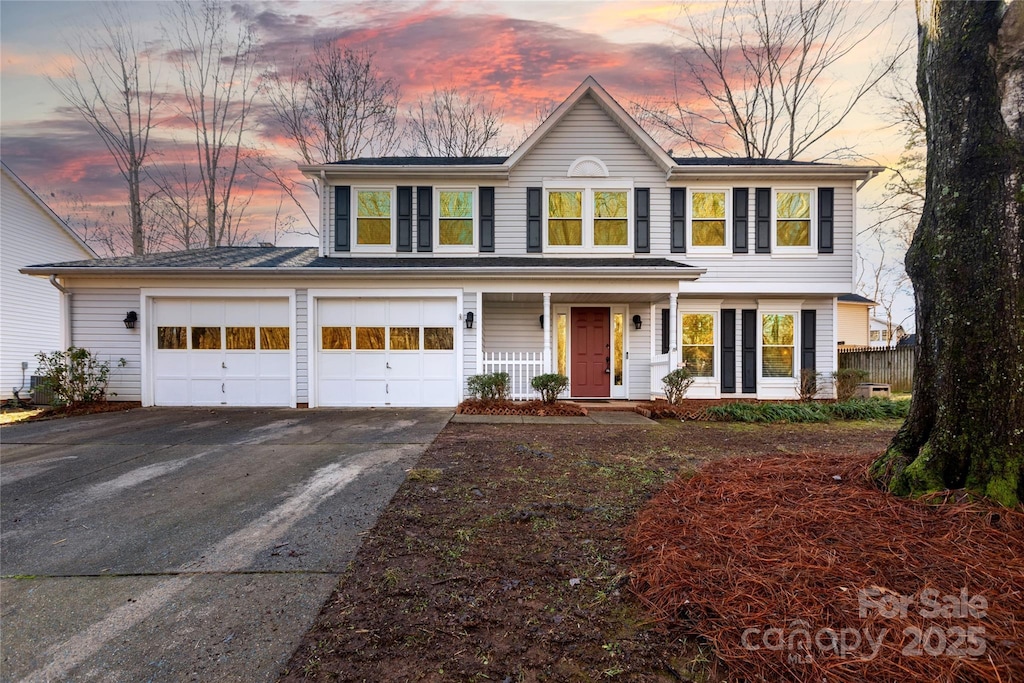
[316,298,458,407]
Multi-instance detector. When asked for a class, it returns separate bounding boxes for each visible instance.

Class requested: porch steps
[565,400,646,412]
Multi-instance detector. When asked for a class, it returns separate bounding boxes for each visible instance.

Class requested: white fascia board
[299,164,509,182]
[667,165,885,183]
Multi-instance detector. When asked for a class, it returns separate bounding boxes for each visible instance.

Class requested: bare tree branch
[406,86,507,157]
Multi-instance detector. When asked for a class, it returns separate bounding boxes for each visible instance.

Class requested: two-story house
[22,77,881,408]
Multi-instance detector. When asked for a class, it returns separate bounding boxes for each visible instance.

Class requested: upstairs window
[773,190,814,251]
[544,183,632,250]
[689,189,730,251]
[355,189,393,247]
[437,189,476,250]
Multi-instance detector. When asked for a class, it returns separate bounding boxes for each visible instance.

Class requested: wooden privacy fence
[838,346,916,393]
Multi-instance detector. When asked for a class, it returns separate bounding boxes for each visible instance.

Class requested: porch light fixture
[538,314,544,329]
[465,311,474,329]
[632,314,642,330]
[123,311,138,330]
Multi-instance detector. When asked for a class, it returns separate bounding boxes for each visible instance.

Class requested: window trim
[756,300,804,385]
[687,187,732,254]
[678,301,722,387]
[771,187,817,254]
[351,186,397,252]
[432,186,478,252]
[542,178,634,252]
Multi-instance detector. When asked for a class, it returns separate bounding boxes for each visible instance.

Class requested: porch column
[669,292,679,369]
[543,292,552,373]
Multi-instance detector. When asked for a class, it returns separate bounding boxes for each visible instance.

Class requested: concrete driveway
[0,407,451,682]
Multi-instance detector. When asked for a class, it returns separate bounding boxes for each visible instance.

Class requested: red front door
[570,307,611,397]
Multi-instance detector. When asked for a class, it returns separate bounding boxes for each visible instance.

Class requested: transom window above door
[544,182,632,250]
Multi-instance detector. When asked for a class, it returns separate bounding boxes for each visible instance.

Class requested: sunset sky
[0,0,918,322]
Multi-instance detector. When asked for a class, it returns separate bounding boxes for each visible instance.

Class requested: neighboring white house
[21,77,882,407]
[836,293,876,348]
[869,316,908,348]
[1,161,96,400]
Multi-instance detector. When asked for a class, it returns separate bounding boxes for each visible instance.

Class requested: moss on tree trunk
[871,1,1024,506]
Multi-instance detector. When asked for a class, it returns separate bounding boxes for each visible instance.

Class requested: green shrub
[705,398,909,423]
[34,346,126,407]
[466,372,510,401]
[833,368,869,401]
[531,373,569,404]
[662,368,695,405]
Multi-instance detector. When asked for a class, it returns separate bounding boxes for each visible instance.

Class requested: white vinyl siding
[501,94,668,255]
[69,288,143,402]
[627,305,650,400]
[481,301,544,352]
[463,291,478,383]
[1,171,94,399]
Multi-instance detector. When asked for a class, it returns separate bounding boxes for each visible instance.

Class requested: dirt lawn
[280,419,900,682]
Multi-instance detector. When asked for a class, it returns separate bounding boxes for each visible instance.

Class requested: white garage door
[316,298,457,407]
[152,298,292,406]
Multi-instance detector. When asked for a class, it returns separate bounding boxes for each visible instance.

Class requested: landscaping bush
[833,368,869,401]
[705,398,909,423]
[34,346,126,407]
[530,373,569,404]
[466,372,510,401]
[661,368,694,405]
[798,369,821,402]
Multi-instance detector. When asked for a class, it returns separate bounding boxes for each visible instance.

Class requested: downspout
[856,170,880,191]
[49,275,72,349]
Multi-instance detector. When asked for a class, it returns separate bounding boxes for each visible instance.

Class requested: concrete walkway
[0,407,451,683]
[450,411,655,425]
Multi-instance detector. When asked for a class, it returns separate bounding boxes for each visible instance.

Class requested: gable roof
[838,293,877,305]
[504,76,676,173]
[1,161,96,258]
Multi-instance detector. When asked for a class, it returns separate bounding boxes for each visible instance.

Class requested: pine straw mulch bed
[456,399,588,417]
[636,399,763,420]
[627,449,1024,682]
[0,400,140,424]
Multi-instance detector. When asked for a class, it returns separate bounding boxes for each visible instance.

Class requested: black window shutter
[526,187,542,253]
[334,185,350,252]
[479,187,495,253]
[634,188,650,253]
[397,186,413,252]
[755,188,771,254]
[721,309,736,393]
[733,188,749,253]
[818,188,834,254]
[417,186,432,252]
[670,187,686,253]
[741,309,757,393]
[801,310,817,376]
[660,308,670,354]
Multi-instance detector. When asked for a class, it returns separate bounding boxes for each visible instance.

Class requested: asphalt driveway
[0,407,452,682]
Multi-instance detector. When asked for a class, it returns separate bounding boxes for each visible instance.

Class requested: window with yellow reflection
[321,327,352,350]
[438,190,474,247]
[389,327,419,351]
[690,190,727,247]
[594,191,628,246]
[355,327,386,350]
[548,191,582,246]
[356,189,392,245]
[613,313,624,386]
[761,313,795,377]
[681,314,715,377]
[556,314,567,376]
[775,191,811,247]
[260,327,290,350]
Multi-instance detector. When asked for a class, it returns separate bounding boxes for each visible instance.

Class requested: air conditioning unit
[30,376,53,406]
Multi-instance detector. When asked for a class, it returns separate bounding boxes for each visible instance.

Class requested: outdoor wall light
[538,314,545,329]
[632,314,643,330]
[465,311,474,329]
[123,311,139,330]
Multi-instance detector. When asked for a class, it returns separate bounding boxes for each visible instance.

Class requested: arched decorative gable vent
[567,156,609,178]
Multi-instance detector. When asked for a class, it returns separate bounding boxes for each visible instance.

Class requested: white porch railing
[482,351,544,400]
[650,353,670,397]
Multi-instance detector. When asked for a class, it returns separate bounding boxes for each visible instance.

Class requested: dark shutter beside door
[818,188,834,254]
[417,186,432,252]
[755,188,771,253]
[671,187,686,253]
[397,186,412,252]
[721,308,736,393]
[733,188,749,253]
[634,187,650,253]
[661,308,670,354]
[801,310,817,377]
[334,185,350,252]
[741,309,757,393]
[479,187,495,253]
[526,187,542,253]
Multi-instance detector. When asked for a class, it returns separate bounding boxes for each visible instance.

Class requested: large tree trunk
[871,0,1024,506]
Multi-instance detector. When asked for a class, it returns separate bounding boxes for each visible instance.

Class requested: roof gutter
[299,164,510,181]
[667,165,887,182]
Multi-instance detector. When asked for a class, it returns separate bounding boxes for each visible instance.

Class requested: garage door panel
[387,380,422,406]
[422,300,456,324]
[223,353,257,377]
[354,379,387,405]
[259,354,291,378]
[319,300,353,326]
[225,301,259,326]
[423,379,456,406]
[388,353,422,377]
[154,299,189,321]
[318,353,354,378]
[354,352,387,378]
[259,300,290,326]
[154,352,189,375]
[318,379,355,406]
[154,379,189,406]
[190,300,225,325]
[189,354,223,376]
[388,300,422,325]
[354,300,386,326]
[257,379,292,405]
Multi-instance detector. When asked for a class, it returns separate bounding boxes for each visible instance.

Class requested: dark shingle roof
[327,156,508,166]
[671,157,844,167]
[838,293,877,305]
[27,247,695,272]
